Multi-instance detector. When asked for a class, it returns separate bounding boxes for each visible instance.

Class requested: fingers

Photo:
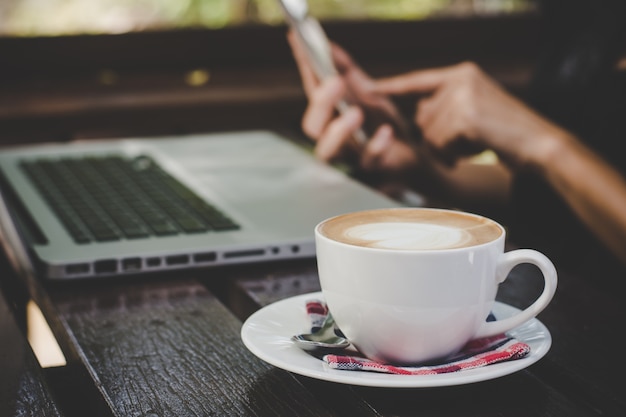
[375,62,485,98]
[375,66,455,96]
[359,124,420,174]
[287,31,415,169]
[360,124,394,170]
[329,42,355,74]
[287,30,319,97]
[416,80,474,137]
[288,31,367,98]
[421,105,463,165]
[302,76,346,139]
[288,33,372,163]
[327,41,377,86]
[398,62,491,165]
[314,106,364,162]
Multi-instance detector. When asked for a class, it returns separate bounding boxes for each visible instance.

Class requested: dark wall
[0,15,544,145]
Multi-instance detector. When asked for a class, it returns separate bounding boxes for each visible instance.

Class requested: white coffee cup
[315,207,557,365]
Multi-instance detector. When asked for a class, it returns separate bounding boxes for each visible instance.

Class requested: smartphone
[278,0,369,145]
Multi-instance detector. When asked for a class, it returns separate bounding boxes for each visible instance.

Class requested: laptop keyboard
[20,155,240,244]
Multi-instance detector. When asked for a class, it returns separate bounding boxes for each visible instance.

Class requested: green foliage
[0,0,536,37]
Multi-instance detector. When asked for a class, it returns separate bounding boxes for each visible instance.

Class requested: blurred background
[0,0,542,146]
[1,0,535,36]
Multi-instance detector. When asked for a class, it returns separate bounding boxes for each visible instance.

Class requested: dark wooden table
[1,220,625,416]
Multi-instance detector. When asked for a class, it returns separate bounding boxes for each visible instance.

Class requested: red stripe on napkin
[304,299,531,375]
[305,299,329,332]
[324,337,530,375]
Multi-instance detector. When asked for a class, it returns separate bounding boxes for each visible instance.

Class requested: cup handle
[473,249,557,339]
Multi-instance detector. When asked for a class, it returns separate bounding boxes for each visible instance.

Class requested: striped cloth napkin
[304,299,530,375]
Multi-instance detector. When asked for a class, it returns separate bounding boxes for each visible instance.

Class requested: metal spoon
[291,313,350,352]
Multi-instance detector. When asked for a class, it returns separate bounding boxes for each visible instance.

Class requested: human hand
[286,30,418,176]
[375,62,563,170]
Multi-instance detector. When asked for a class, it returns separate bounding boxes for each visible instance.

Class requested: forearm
[537,130,626,266]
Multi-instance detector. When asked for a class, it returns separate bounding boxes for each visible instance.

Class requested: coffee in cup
[315,207,557,365]
[317,207,502,250]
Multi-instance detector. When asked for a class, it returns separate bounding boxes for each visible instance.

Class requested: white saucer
[241,292,552,388]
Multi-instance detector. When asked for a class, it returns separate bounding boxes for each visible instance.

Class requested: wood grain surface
[0,288,64,417]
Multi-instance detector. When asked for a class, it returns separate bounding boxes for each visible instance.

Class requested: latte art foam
[318,208,502,250]
[344,222,472,250]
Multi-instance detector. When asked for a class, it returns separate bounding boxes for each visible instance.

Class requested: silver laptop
[0,130,402,280]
